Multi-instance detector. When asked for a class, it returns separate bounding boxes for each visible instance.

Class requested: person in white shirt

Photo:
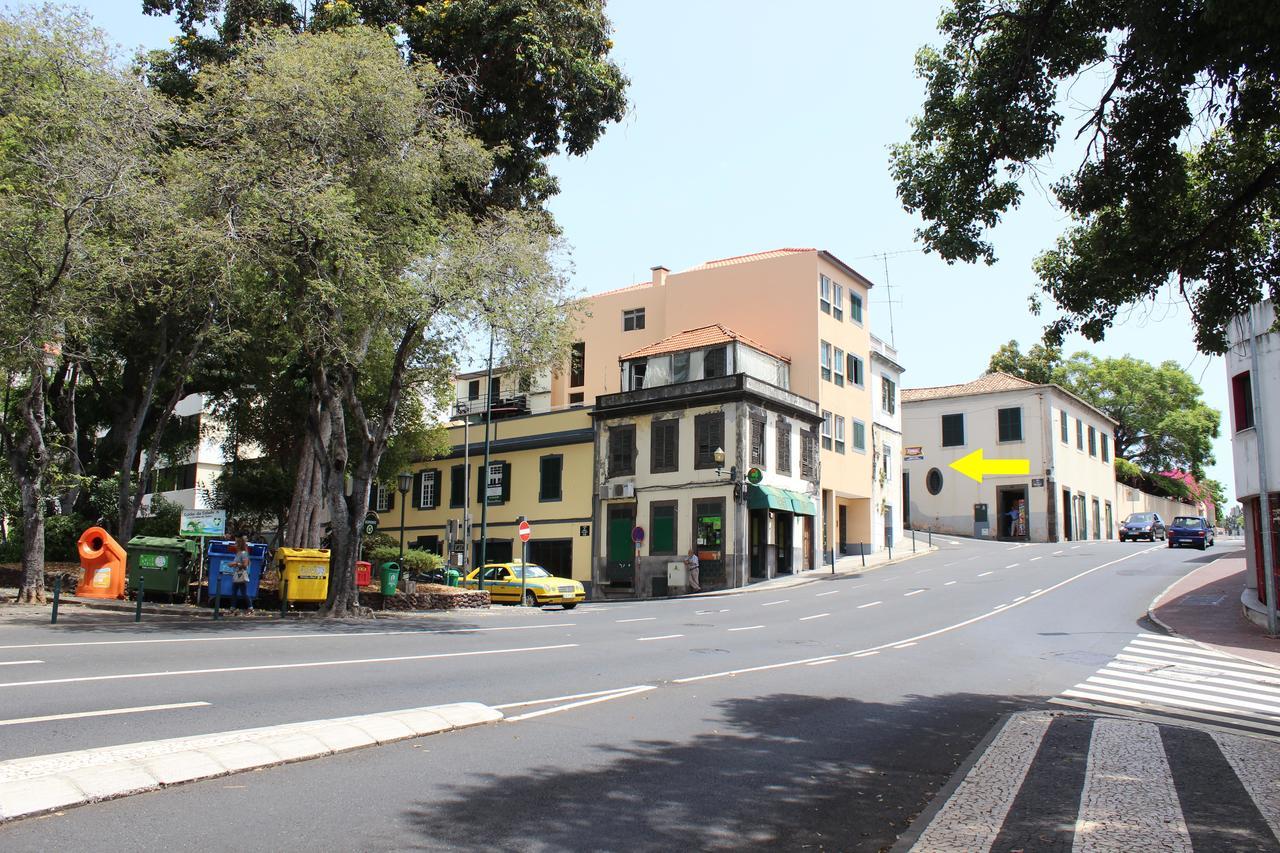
[685,547,701,593]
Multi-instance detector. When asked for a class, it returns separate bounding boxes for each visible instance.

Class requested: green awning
[747,484,817,517]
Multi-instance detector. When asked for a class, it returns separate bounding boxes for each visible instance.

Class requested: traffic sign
[518,520,532,542]
[746,467,763,485]
[632,525,645,544]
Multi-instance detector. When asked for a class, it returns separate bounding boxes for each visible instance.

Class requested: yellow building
[372,408,595,584]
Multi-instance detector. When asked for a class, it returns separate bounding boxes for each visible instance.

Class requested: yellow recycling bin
[276,547,331,602]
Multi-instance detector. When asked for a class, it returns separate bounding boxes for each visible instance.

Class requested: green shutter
[500,462,511,503]
[652,507,675,553]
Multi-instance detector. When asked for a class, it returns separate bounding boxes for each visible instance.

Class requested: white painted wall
[1226,299,1280,502]
[871,337,904,551]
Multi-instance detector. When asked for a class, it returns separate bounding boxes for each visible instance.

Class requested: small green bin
[445,568,460,587]
[379,561,401,595]
[126,536,196,596]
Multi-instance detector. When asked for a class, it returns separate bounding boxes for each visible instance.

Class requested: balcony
[453,393,531,421]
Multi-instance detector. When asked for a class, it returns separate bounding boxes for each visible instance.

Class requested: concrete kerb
[0,701,502,823]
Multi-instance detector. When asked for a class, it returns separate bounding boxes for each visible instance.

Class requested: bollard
[50,575,62,624]
[279,579,288,619]
[134,579,144,623]
[860,544,866,568]
[928,529,932,547]
[888,542,893,561]
[213,588,221,620]
[912,529,916,553]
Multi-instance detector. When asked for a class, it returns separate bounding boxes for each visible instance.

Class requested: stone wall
[371,584,490,611]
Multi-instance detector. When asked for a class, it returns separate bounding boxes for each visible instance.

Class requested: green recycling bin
[445,568,460,587]
[126,536,196,597]
[379,561,401,595]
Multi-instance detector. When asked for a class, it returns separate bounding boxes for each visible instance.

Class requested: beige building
[553,248,886,562]
[902,373,1119,542]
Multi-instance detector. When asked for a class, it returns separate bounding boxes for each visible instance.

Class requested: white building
[870,335,905,551]
[139,393,228,513]
[902,373,1119,542]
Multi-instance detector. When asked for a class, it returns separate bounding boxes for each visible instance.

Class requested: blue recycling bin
[206,540,268,599]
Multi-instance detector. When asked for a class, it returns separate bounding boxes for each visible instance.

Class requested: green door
[606,505,635,583]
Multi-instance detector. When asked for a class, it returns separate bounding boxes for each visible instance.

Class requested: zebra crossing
[900,710,1280,852]
[1050,632,1280,737]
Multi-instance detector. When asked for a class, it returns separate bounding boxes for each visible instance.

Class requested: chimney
[651,265,669,287]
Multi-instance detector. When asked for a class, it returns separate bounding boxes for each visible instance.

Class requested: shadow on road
[402,691,1042,852]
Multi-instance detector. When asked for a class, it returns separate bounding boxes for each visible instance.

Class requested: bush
[135,496,184,538]
[368,546,442,573]
[361,531,398,560]
[44,513,88,561]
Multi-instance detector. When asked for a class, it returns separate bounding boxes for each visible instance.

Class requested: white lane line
[1030,588,1043,594]
[718,609,730,613]
[761,600,789,607]
[993,604,1009,611]
[944,580,958,586]
[673,546,1162,685]
[857,601,882,609]
[1005,563,1020,569]
[943,562,957,567]
[854,651,879,658]
[1053,694,1280,735]
[0,701,210,728]
[0,623,577,651]
[904,589,926,597]
[506,685,656,722]
[1005,545,1022,551]
[0,643,579,689]
[1012,596,1025,603]
[1054,550,1064,555]
[1073,719,1191,852]
[0,660,42,667]
[978,571,994,577]
[637,634,684,642]
[1071,545,1082,549]
[894,642,918,650]
[799,613,830,622]
[815,591,839,597]
[695,610,715,615]
[493,686,650,710]
[1030,557,1042,562]
[616,617,657,623]
[806,659,836,667]
[948,540,961,545]
[728,625,764,632]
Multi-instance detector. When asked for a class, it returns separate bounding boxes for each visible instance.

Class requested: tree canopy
[891,1,1280,354]
[987,339,1063,384]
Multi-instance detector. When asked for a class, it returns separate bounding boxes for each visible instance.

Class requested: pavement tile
[61,763,158,801]
[380,709,451,735]
[412,702,500,729]
[0,775,86,820]
[254,732,331,763]
[307,723,378,753]
[345,715,417,744]
[139,749,227,786]
[198,740,279,773]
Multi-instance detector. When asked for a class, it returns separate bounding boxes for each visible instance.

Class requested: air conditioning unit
[607,482,635,499]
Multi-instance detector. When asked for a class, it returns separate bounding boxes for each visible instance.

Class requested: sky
[81,0,1237,500]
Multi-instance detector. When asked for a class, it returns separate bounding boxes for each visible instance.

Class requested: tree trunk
[7,363,49,605]
[314,391,365,618]
[16,478,45,604]
[285,422,327,548]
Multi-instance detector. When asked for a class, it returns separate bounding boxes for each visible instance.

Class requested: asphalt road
[0,535,1231,850]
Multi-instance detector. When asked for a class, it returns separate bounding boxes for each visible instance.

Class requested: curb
[0,701,502,823]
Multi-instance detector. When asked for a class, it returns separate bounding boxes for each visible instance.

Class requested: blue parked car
[1168,516,1214,550]
[1119,512,1165,542]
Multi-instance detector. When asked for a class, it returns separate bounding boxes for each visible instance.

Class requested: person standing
[229,535,253,615]
[685,546,701,593]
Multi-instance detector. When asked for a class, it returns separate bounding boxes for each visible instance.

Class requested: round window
[926,468,943,495]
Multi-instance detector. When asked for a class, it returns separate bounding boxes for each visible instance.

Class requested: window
[820,341,832,382]
[703,347,727,378]
[694,412,724,469]
[608,425,636,477]
[834,415,846,453]
[417,470,439,509]
[941,413,965,447]
[539,455,562,502]
[489,376,500,399]
[374,483,392,513]
[467,379,480,400]
[777,419,792,475]
[651,419,679,473]
[848,354,864,386]
[833,347,845,386]
[750,417,766,466]
[852,419,866,452]
[570,342,585,387]
[1088,425,1097,457]
[832,283,844,321]
[1233,371,1255,431]
[450,465,465,508]
[882,376,896,414]
[882,443,891,481]
[569,392,585,406]
[477,461,510,505]
[801,428,818,480]
[850,292,863,324]
[672,351,690,383]
[1101,434,1110,463]
[650,503,677,555]
[819,275,831,313]
[926,468,943,495]
[518,373,532,394]
[997,407,1022,442]
[1060,409,1068,443]
[821,410,833,450]
[1076,418,1084,450]
[630,359,647,390]
[622,308,646,331]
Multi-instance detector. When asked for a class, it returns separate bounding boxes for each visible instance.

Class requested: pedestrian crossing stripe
[1051,632,1280,738]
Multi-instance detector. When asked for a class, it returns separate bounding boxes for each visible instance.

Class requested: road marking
[0,623,578,651]
[616,617,657,623]
[719,609,730,613]
[637,634,684,642]
[1012,596,1025,602]
[1071,545,1081,549]
[993,604,1009,611]
[1054,550,1064,555]
[944,581,958,586]
[806,659,836,667]
[854,651,879,658]
[978,571,994,577]
[494,686,652,710]
[761,600,789,607]
[894,642,917,650]
[506,685,656,722]
[1030,588,1043,594]
[1005,545,1022,551]
[815,590,839,597]
[799,613,829,621]
[728,625,764,632]
[904,589,926,597]
[673,546,1162,684]
[0,701,210,728]
[943,562,957,567]
[1030,556,1042,562]
[857,601,882,609]
[1005,563,1020,568]
[0,660,41,667]
[948,540,961,545]
[0,644,579,689]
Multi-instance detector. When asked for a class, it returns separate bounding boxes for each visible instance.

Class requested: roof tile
[619,324,791,363]
[901,372,1039,403]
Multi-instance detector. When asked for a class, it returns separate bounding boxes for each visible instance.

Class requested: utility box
[666,561,687,591]
[126,536,196,597]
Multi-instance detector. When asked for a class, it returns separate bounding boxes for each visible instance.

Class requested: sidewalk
[1150,549,1280,671]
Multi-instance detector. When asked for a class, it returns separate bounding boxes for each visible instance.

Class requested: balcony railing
[453,393,530,420]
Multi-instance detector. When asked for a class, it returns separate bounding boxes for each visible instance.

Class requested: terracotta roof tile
[689,248,816,271]
[901,372,1039,403]
[619,324,791,363]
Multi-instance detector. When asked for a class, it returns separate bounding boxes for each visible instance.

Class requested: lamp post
[713,447,739,487]
[397,470,412,560]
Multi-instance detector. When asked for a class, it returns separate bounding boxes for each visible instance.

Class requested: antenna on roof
[880,253,897,348]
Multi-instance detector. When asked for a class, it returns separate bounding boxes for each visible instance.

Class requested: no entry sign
[518,520,532,542]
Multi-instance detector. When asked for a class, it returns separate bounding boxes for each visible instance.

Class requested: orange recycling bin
[76,526,128,600]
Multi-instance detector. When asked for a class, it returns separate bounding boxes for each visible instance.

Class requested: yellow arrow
[949,449,1031,484]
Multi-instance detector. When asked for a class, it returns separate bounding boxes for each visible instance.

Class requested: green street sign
[746,467,763,485]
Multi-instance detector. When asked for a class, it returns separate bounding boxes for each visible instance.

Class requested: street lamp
[712,447,739,483]
[396,470,413,559]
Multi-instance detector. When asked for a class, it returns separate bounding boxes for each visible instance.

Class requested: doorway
[838,504,848,555]
[1062,487,1074,541]
[802,517,813,571]
[884,506,894,549]
[775,513,793,574]
[606,504,635,584]
[749,510,767,579]
[693,499,725,587]
[472,538,512,568]
[997,485,1030,540]
[528,538,573,579]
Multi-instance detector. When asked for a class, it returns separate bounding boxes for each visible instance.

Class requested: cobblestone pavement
[899,710,1280,852]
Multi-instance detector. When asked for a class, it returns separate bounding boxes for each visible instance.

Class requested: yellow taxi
[462,563,585,609]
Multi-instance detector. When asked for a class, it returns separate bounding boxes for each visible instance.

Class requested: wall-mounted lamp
[713,447,739,483]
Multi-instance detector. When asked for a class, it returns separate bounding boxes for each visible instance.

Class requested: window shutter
[385,485,395,512]
[412,472,424,509]
[477,465,485,504]
[425,470,438,509]
[501,462,511,503]
[368,482,379,511]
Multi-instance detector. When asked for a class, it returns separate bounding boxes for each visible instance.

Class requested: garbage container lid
[127,536,189,549]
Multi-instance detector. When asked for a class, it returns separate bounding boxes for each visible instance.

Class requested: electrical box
[667,561,687,590]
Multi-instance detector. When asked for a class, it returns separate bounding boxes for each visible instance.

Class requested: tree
[1055,354,1220,476]
[987,339,1063,384]
[0,10,170,602]
[891,1,1280,354]
[140,0,629,209]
